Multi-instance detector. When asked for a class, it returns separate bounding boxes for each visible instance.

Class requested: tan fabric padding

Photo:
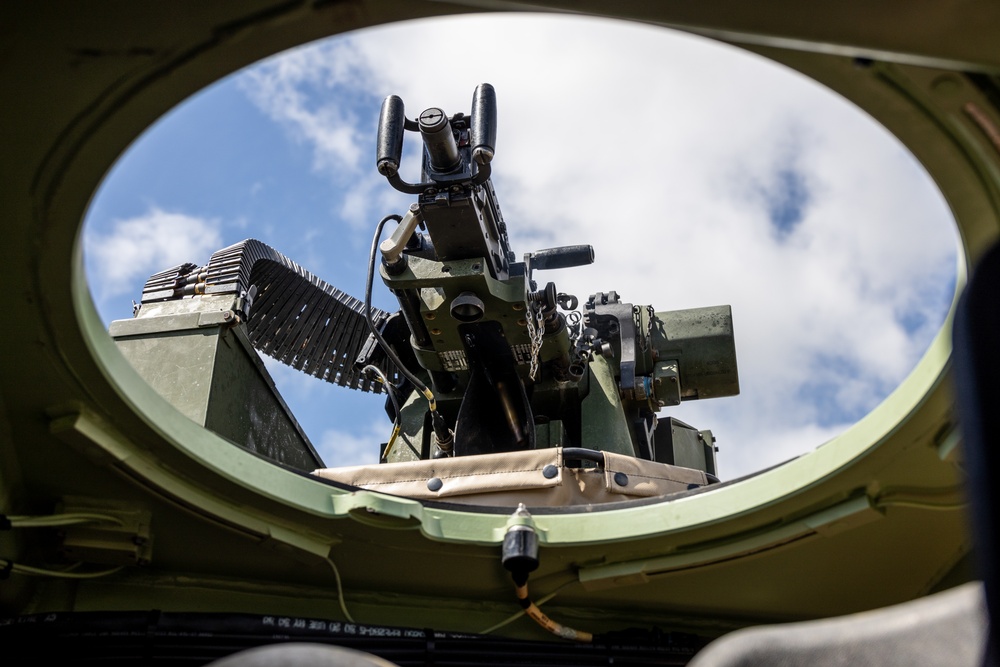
[313,448,563,500]
[312,448,709,507]
[602,451,709,497]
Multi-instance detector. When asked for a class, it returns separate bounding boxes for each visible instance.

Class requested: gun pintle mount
[118,83,738,478]
[365,83,739,468]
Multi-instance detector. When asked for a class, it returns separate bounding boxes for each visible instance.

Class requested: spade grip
[470,83,497,165]
[376,95,406,177]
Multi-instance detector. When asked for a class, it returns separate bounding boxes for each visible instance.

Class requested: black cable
[560,448,604,466]
[361,364,402,420]
[361,363,403,463]
[364,214,432,403]
[365,214,451,449]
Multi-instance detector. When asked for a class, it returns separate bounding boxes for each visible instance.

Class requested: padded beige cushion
[313,448,708,507]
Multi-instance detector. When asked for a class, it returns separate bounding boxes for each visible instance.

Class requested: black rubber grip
[470,83,497,164]
[531,245,595,271]
[376,95,405,176]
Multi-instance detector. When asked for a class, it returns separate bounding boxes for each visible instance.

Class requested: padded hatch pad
[313,448,709,506]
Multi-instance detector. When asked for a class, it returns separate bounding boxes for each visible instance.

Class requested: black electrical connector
[502,524,539,586]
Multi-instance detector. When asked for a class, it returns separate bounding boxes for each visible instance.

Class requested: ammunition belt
[139,239,396,393]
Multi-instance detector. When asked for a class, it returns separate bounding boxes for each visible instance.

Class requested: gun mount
[360,83,739,470]
[112,83,739,493]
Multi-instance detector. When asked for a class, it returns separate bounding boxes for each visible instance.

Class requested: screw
[419,108,445,125]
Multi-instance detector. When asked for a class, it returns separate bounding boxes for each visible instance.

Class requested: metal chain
[526,303,546,381]
[645,305,654,350]
[634,305,648,352]
[633,305,656,352]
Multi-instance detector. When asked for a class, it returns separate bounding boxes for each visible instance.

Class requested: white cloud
[85,207,223,306]
[237,39,372,175]
[234,14,958,478]
[318,421,393,468]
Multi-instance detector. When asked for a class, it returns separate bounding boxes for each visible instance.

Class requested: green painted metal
[580,356,636,455]
[1,0,994,645]
[385,254,533,375]
[110,298,323,471]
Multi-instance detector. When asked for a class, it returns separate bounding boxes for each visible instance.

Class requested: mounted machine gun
[359,83,739,473]
[112,84,738,484]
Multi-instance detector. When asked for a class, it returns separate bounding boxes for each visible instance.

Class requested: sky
[82,14,959,479]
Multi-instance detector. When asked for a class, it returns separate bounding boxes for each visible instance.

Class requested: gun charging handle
[525,244,595,299]
[530,245,595,272]
[379,203,423,274]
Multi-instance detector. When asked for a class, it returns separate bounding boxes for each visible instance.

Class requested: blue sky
[83,14,958,478]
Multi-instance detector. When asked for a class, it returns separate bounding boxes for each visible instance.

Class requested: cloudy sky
[83,14,958,479]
